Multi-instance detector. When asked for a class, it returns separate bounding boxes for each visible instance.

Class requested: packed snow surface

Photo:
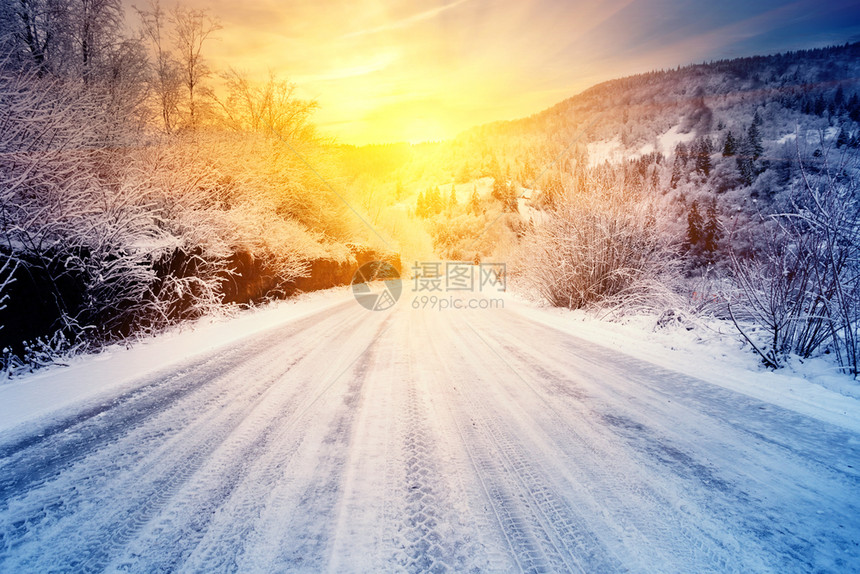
[1,288,859,572]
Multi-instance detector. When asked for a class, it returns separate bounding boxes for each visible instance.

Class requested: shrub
[729,146,859,375]
[518,181,677,311]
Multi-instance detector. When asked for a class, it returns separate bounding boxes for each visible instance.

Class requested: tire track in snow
[263,315,393,572]
[3,293,860,572]
[3,337,325,572]
[469,324,743,571]
[504,306,860,476]
[422,310,621,574]
[0,302,352,504]
[0,303,363,572]
[324,313,407,574]
[387,371,480,572]
[474,308,858,572]
[108,306,380,573]
[175,310,393,574]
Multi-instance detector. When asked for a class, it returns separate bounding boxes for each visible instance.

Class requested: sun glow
[123,0,860,144]
[403,117,447,144]
[126,0,637,144]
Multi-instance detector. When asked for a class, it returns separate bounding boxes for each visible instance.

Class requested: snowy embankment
[506,293,860,434]
[0,288,351,437]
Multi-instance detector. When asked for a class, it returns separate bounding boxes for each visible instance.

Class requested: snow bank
[506,293,860,433]
[586,138,624,166]
[0,288,352,435]
[657,124,697,154]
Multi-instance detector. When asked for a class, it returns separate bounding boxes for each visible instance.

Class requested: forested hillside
[346,42,860,259]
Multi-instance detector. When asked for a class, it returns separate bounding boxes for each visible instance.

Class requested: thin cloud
[341,0,472,38]
[294,54,398,83]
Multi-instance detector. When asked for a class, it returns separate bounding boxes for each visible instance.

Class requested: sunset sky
[126,0,860,144]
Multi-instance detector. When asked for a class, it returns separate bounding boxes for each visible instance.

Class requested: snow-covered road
[1,291,859,572]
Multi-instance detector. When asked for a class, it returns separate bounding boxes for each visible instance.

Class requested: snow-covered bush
[0,69,116,343]
[728,226,832,369]
[0,7,385,377]
[1,331,87,379]
[0,65,361,370]
[0,254,17,323]
[518,177,678,312]
[729,146,860,375]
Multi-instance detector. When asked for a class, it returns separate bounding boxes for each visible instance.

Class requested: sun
[402,116,448,144]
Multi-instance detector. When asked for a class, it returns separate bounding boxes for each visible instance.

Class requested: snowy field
[1,287,859,572]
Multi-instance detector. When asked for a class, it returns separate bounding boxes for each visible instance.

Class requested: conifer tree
[432,186,442,214]
[687,201,703,250]
[703,200,721,256]
[670,145,687,188]
[722,131,736,157]
[543,170,563,209]
[694,139,712,177]
[736,133,757,185]
[747,121,763,160]
[504,182,518,213]
[848,93,860,122]
[492,176,506,202]
[834,85,845,110]
[469,185,480,214]
[416,190,426,218]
